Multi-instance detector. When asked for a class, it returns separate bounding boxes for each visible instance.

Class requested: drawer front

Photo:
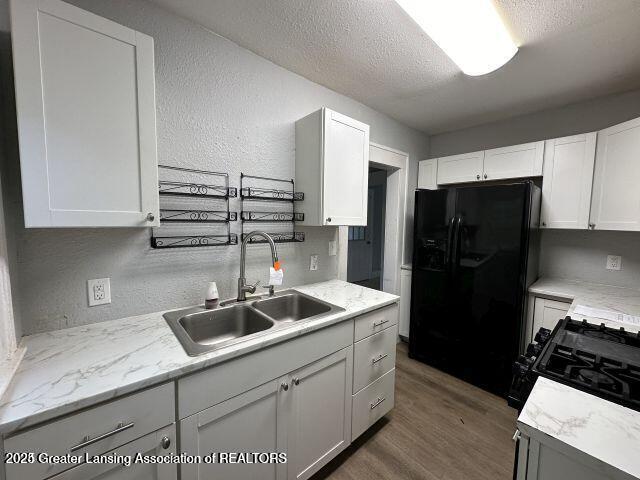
[354,303,398,342]
[5,382,175,480]
[353,325,397,393]
[351,369,395,441]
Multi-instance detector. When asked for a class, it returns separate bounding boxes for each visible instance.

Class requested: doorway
[347,168,387,290]
[341,143,408,295]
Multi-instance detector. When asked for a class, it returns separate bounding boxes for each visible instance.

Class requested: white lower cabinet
[49,425,177,480]
[532,297,571,336]
[180,380,285,480]
[516,431,623,480]
[179,346,354,480]
[286,347,353,480]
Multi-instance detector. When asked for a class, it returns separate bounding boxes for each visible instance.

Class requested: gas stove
[509,317,640,412]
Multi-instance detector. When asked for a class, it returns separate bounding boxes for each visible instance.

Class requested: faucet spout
[237,231,279,301]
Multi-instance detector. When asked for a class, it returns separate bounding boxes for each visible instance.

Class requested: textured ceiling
[148,0,640,134]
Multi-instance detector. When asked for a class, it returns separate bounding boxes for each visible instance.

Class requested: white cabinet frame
[10,0,159,227]
[541,133,596,229]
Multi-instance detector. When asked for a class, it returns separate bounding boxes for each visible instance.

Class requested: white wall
[0,0,429,335]
[429,89,640,289]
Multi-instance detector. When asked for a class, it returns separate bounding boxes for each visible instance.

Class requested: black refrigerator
[409,181,540,397]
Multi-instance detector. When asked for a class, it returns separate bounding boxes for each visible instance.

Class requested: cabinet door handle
[589,223,596,229]
[292,377,300,386]
[512,429,521,442]
[476,174,480,180]
[541,222,546,227]
[484,173,488,179]
[281,382,289,391]
[146,213,155,222]
[372,353,388,365]
[370,397,386,410]
[326,217,332,223]
[70,422,135,452]
[372,319,389,328]
[161,436,171,449]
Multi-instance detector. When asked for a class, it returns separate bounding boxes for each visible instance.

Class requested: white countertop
[0,280,398,436]
[518,377,640,479]
[529,278,640,333]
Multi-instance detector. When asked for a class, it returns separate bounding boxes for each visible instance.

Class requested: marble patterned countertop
[0,280,398,436]
[524,278,640,477]
[529,277,640,333]
[518,377,640,479]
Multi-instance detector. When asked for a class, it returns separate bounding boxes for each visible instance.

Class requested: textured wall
[0,0,429,335]
[429,90,640,289]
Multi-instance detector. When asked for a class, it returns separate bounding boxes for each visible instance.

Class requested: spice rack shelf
[152,165,237,249]
[240,173,304,244]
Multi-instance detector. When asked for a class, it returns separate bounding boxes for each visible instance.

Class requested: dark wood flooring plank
[314,342,517,480]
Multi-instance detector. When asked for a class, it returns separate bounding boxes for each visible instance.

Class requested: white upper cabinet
[10,0,159,227]
[590,117,640,231]
[540,133,596,229]
[436,141,545,185]
[417,159,438,189]
[296,108,370,226]
[483,141,544,181]
[436,150,484,185]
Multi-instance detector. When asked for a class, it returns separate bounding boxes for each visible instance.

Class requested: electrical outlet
[606,255,622,271]
[88,278,111,306]
[309,254,319,271]
[328,240,337,256]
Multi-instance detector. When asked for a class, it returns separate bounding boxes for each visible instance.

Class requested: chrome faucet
[237,231,279,302]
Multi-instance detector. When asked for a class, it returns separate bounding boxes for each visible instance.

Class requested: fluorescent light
[395,0,518,76]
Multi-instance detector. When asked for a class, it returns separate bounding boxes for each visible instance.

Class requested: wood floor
[315,342,518,480]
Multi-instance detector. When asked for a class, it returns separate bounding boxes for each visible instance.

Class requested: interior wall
[429,89,640,289]
[0,0,429,335]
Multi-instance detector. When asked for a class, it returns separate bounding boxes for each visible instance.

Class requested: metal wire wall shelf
[152,166,237,249]
[241,232,304,244]
[240,173,304,244]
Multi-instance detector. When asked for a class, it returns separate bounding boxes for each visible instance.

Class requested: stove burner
[573,368,618,390]
[582,329,625,343]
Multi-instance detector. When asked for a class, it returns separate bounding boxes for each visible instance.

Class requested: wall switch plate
[88,278,111,306]
[328,241,337,256]
[309,254,319,271]
[606,255,622,271]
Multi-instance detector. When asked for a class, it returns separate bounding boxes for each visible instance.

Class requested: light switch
[328,241,337,256]
[309,254,319,271]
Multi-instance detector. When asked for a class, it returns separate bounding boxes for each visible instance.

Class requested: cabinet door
[180,379,286,480]
[286,347,353,480]
[323,109,370,225]
[10,0,159,227]
[436,151,484,184]
[483,141,545,181]
[532,297,570,334]
[541,133,596,229]
[50,425,176,480]
[590,117,640,231]
[417,159,438,189]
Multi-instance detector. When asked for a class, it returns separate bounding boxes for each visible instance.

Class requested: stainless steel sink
[165,304,275,356]
[252,292,334,322]
[165,290,344,356]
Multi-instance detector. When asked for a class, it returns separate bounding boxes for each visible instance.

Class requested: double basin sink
[164,290,344,356]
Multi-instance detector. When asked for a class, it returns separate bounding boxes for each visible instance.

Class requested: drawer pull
[372,353,388,365]
[370,397,386,410]
[372,319,389,328]
[70,422,135,452]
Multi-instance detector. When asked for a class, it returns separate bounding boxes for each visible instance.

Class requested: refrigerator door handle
[446,216,456,267]
[451,215,462,274]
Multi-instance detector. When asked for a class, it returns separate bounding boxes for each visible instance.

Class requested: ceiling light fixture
[395,0,518,76]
